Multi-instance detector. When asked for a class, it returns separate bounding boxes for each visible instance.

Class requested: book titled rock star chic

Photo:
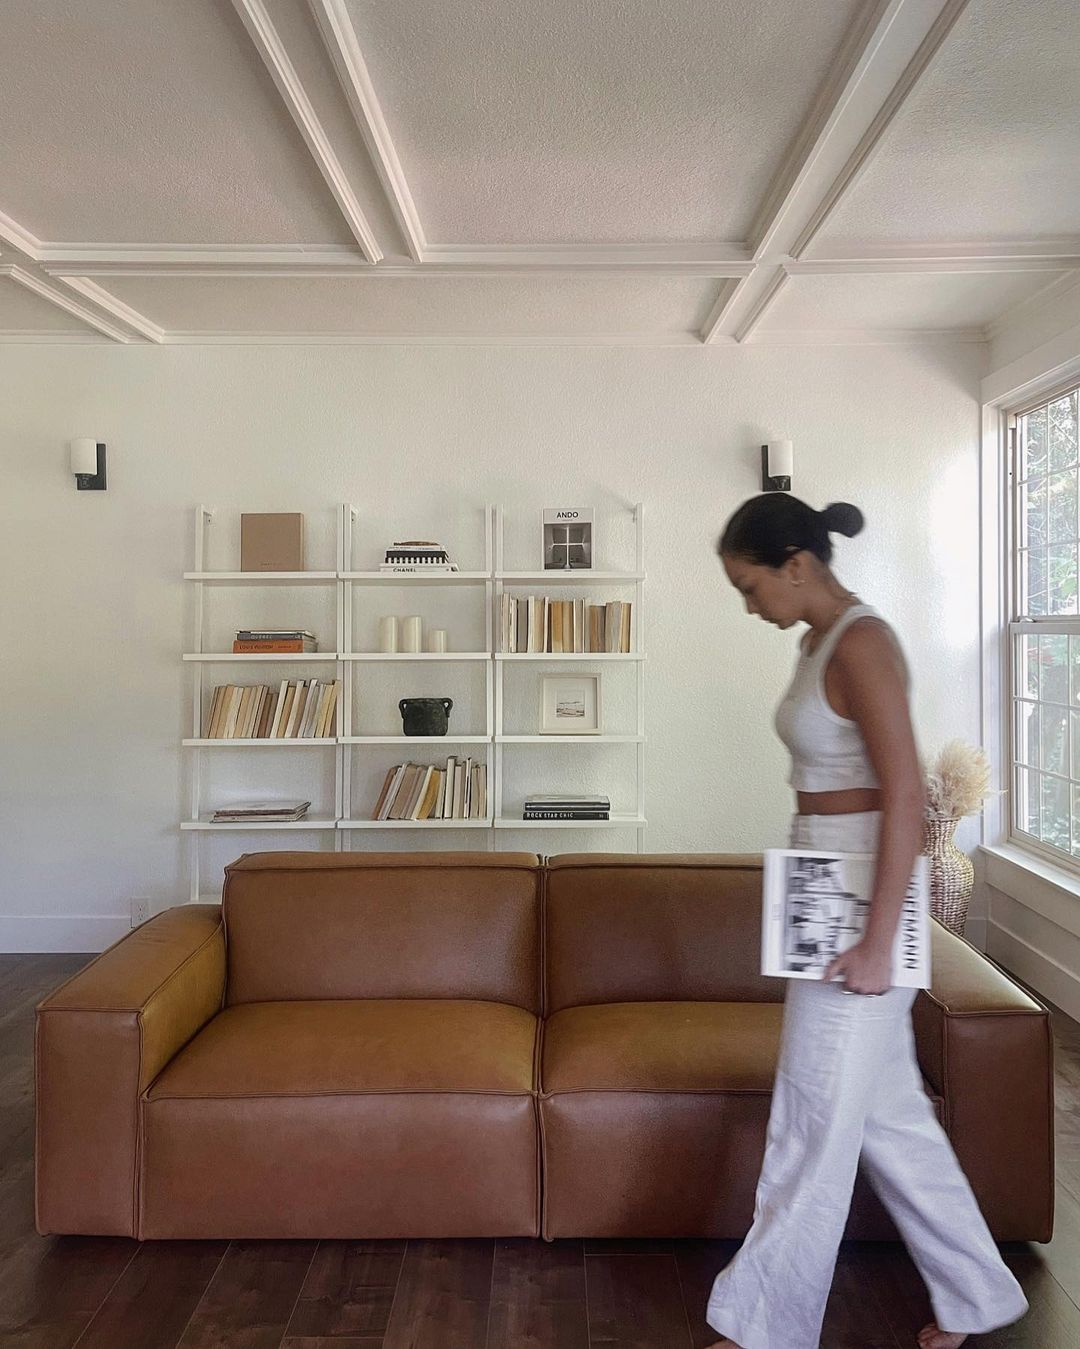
[761,848,931,989]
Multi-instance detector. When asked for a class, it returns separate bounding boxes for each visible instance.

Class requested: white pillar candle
[378,616,398,653]
[401,616,423,652]
[427,628,448,653]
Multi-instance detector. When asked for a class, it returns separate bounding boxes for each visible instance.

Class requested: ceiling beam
[42,242,752,278]
[2,265,137,342]
[59,277,165,343]
[230,0,384,263]
[802,239,1080,264]
[702,0,970,344]
[309,0,425,262]
[0,210,42,260]
[0,210,162,342]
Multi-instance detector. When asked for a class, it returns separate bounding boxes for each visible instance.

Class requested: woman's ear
[782,549,807,586]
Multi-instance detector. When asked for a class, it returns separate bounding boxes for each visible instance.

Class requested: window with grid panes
[1011,384,1080,862]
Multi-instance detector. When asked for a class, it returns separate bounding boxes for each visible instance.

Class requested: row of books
[211,800,310,823]
[499,597,632,653]
[373,759,488,820]
[233,629,318,653]
[523,794,610,820]
[203,680,340,739]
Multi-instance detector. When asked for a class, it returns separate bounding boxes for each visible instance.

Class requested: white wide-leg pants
[705,810,1028,1349]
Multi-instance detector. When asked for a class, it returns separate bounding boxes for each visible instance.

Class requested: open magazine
[762,848,931,989]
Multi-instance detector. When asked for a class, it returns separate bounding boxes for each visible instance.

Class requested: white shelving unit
[337,503,495,840]
[183,501,646,901]
[492,503,646,852]
[184,506,347,903]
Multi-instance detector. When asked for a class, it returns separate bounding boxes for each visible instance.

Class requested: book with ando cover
[761,849,931,989]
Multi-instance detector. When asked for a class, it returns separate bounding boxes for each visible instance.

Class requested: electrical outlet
[130,896,151,928]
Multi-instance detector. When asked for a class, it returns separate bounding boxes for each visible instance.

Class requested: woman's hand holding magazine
[822,938,894,995]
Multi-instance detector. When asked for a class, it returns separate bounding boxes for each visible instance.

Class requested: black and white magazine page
[761,849,931,989]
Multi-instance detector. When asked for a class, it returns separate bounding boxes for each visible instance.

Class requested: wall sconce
[761,440,793,493]
[70,439,107,491]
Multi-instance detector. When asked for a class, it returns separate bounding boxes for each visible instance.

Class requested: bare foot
[917,1325,967,1349]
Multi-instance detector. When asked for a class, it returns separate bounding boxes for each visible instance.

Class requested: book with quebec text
[761,848,930,989]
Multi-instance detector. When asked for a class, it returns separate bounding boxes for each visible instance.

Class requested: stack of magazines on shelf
[372,759,487,820]
[233,629,318,653]
[523,794,610,821]
[380,541,458,574]
[210,800,310,824]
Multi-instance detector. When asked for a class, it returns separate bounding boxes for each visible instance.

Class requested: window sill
[979,842,1080,941]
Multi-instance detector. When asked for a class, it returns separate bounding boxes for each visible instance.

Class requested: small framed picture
[540,673,602,735]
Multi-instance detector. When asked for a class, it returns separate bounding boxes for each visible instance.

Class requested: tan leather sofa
[36,851,1054,1242]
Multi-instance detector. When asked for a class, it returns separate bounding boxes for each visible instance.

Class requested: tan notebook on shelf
[240,513,304,572]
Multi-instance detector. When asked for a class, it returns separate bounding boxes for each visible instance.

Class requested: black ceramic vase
[399,697,453,736]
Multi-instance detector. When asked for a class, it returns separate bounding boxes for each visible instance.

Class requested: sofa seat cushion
[147,998,539,1100]
[543,1001,784,1093]
[138,999,542,1239]
[539,1000,945,1241]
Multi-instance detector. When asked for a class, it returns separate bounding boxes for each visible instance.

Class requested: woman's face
[722,552,803,628]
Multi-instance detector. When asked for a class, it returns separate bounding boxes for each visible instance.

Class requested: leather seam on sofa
[144,1089,539,1101]
[226,860,542,874]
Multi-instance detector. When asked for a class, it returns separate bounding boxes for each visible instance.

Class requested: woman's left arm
[825,620,926,985]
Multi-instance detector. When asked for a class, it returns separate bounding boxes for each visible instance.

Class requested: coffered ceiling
[1,0,1077,345]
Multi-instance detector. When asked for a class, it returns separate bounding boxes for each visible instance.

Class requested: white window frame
[981,352,1080,881]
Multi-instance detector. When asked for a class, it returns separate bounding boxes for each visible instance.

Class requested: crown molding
[59,277,165,342]
[3,265,137,342]
[309,0,425,262]
[704,0,969,343]
[983,269,1080,343]
[229,0,383,263]
[0,331,111,343]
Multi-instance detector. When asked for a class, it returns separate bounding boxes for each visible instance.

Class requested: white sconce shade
[761,439,794,492]
[70,439,99,475]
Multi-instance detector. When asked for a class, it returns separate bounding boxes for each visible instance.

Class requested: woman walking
[705,494,1028,1349]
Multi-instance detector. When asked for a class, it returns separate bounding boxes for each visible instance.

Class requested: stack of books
[372,758,487,820]
[499,597,632,653]
[203,679,339,739]
[380,541,458,574]
[523,794,610,821]
[233,629,318,653]
[210,800,310,823]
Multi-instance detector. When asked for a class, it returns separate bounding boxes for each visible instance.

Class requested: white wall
[1,340,985,950]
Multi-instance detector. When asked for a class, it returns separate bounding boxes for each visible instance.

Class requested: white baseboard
[0,916,130,954]
[988,920,1080,1022]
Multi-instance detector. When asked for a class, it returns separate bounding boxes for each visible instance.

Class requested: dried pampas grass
[924,740,995,819]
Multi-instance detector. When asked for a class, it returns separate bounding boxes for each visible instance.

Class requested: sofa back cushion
[545,854,779,1012]
[223,852,542,1010]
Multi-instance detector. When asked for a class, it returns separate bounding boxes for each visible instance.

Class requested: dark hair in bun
[718,494,864,568]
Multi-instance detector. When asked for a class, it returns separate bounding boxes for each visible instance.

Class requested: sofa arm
[35,905,225,1236]
[911,921,1054,1242]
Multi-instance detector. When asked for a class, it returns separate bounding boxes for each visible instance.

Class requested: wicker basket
[923,816,974,936]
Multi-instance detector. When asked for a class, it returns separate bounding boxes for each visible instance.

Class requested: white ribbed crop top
[773,602,890,792]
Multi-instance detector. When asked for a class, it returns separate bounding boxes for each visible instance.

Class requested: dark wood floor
[3,956,1080,1349]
